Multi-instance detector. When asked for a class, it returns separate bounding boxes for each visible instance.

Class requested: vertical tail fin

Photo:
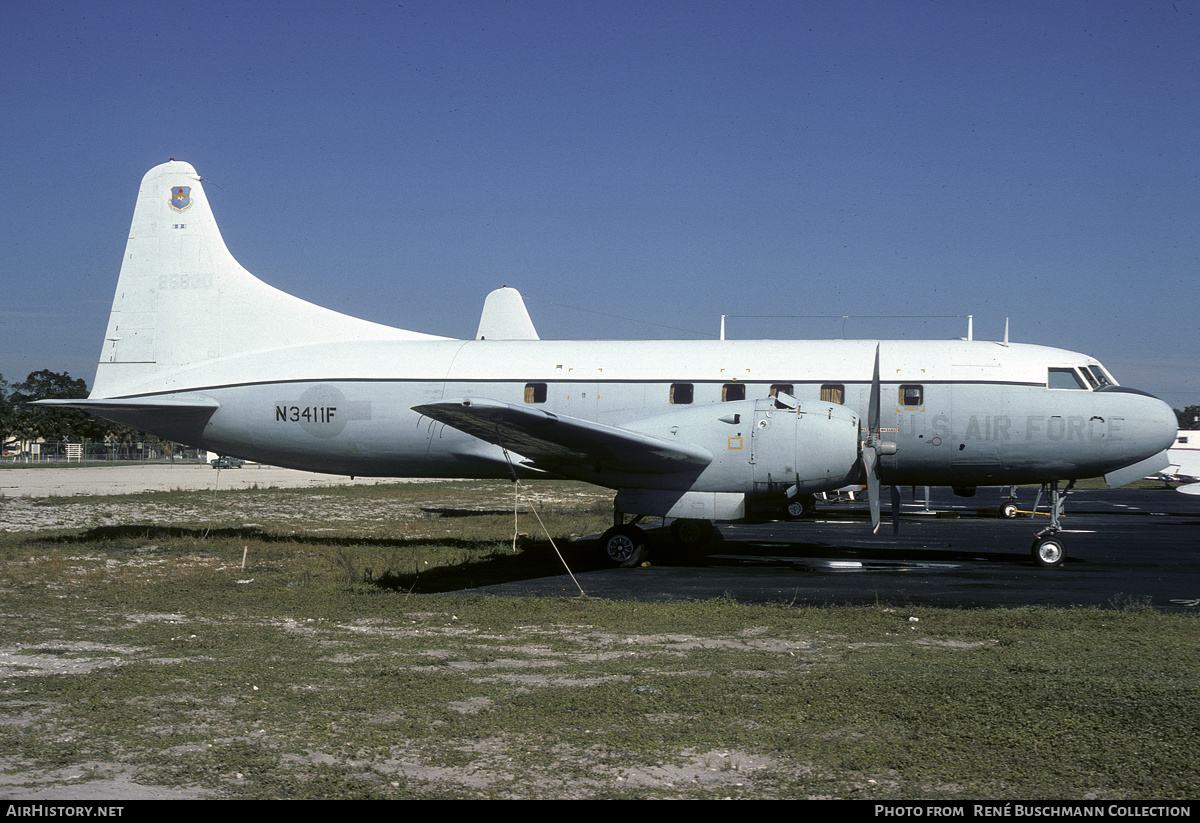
[475,286,539,340]
[91,160,442,398]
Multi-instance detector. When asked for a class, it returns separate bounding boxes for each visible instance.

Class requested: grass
[0,480,1197,799]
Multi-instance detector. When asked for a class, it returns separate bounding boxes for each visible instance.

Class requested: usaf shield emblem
[170,186,192,211]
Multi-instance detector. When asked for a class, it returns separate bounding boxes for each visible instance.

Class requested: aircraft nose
[1094,388,1178,487]
[1120,388,1178,454]
[1147,394,1179,451]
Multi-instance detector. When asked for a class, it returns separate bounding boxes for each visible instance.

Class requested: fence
[6,440,205,465]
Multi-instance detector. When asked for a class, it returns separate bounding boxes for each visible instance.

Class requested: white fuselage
[116,336,1174,492]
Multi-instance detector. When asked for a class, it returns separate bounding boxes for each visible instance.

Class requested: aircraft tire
[785,493,816,520]
[1031,535,1066,567]
[1001,502,1019,519]
[670,518,713,549]
[600,525,647,568]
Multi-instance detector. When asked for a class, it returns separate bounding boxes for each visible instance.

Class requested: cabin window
[1048,368,1087,390]
[769,384,796,409]
[524,383,547,403]
[820,384,845,404]
[899,385,923,408]
[670,383,694,404]
[722,383,745,402]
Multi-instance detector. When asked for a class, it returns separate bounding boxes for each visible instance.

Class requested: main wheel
[600,524,648,567]
[785,493,816,520]
[1031,535,1066,567]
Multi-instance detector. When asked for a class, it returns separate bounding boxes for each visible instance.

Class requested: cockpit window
[1048,368,1087,390]
[1086,365,1114,388]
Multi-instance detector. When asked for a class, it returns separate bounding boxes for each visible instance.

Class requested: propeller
[863,344,899,534]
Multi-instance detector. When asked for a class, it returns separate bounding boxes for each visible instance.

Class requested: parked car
[211,456,244,469]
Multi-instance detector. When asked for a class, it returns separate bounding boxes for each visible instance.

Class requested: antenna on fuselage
[1003,318,1010,346]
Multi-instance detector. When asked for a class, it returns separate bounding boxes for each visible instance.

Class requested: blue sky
[3,1,1198,408]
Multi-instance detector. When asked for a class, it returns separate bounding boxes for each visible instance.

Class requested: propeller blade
[869,344,881,434]
[890,484,901,534]
[865,344,883,533]
[864,447,880,533]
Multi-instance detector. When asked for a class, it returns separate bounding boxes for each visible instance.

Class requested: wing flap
[413,398,712,475]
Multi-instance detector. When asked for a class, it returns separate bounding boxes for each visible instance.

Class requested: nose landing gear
[1030,480,1071,567]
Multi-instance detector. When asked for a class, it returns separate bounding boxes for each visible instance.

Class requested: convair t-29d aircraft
[43,161,1177,568]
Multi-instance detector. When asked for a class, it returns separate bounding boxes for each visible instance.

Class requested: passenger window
[820,384,845,404]
[722,383,745,402]
[524,383,547,403]
[1048,368,1086,390]
[769,384,797,410]
[670,383,694,404]
[899,385,923,408]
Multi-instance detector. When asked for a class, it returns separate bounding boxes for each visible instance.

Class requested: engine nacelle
[620,396,861,499]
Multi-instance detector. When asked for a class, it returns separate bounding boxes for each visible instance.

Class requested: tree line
[0,370,143,451]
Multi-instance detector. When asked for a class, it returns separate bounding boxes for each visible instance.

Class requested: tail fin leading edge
[92,161,442,398]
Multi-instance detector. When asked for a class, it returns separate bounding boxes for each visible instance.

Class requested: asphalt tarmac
[479,486,1200,612]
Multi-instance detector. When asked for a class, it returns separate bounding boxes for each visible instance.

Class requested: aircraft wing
[413,398,712,475]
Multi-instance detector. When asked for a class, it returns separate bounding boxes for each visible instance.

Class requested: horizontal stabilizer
[34,395,219,414]
[33,394,220,444]
[413,398,712,475]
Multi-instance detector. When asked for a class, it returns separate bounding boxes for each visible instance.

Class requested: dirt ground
[0,463,408,499]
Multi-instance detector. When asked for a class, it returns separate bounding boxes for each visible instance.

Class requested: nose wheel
[1030,480,1070,567]
[1031,534,1066,567]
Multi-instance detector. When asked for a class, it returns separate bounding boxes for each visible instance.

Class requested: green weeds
[0,481,1197,799]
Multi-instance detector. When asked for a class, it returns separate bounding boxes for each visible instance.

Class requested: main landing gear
[599,511,714,567]
[784,492,816,520]
[1030,480,1072,567]
[599,522,648,567]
